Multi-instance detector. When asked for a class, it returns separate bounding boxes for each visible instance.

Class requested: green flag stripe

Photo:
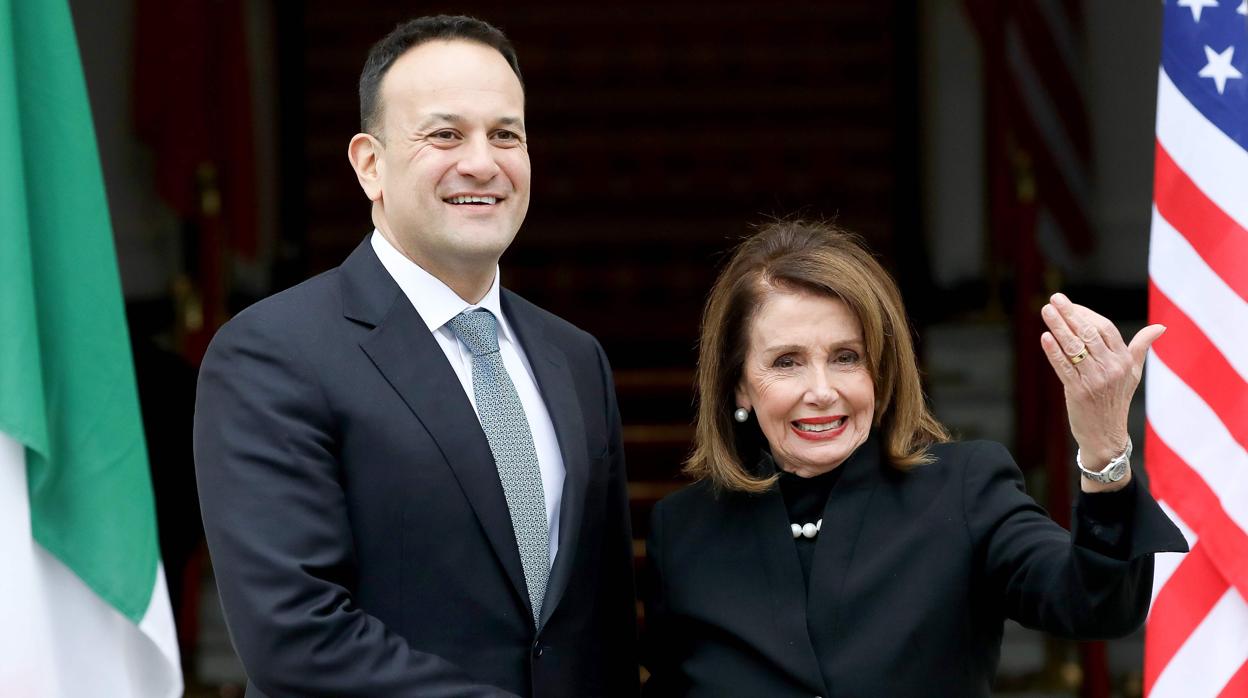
[0,1,48,457]
[1,0,159,623]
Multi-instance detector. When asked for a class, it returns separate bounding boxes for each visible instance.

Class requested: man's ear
[348,133,383,202]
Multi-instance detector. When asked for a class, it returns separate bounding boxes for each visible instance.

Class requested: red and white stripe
[1144,67,1248,698]
[1003,0,1094,256]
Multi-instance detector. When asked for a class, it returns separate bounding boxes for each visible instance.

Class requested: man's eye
[492,130,521,144]
[429,130,460,142]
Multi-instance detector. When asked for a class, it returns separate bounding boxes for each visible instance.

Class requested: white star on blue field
[1164,0,1248,147]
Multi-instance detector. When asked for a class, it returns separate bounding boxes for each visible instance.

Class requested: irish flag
[0,0,182,694]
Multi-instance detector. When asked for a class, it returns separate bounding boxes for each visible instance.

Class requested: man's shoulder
[501,287,599,348]
[206,266,358,360]
[229,268,343,329]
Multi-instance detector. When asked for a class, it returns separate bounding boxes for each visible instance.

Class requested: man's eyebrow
[416,113,462,129]
[414,114,525,130]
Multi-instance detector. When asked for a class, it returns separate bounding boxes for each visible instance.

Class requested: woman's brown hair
[685,220,949,493]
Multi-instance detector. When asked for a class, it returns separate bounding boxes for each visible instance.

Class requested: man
[193,16,638,697]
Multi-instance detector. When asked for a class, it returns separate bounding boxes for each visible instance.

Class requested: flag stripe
[1148,587,1248,698]
[1143,543,1229,695]
[1152,142,1248,303]
[1145,358,1248,566]
[1146,422,1248,599]
[1012,0,1091,159]
[1148,283,1248,454]
[1156,69,1248,231]
[1149,208,1248,383]
[1150,501,1197,607]
[1005,23,1093,205]
[1217,659,1248,698]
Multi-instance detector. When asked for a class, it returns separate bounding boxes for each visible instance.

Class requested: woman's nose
[805,367,838,406]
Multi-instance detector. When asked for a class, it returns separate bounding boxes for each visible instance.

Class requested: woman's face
[736,289,875,477]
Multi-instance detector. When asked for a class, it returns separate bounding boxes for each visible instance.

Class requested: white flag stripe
[1156,68,1248,231]
[1004,22,1093,209]
[1149,500,1197,612]
[0,433,181,697]
[1148,587,1248,698]
[0,435,66,696]
[1148,206,1248,383]
[1145,356,1248,537]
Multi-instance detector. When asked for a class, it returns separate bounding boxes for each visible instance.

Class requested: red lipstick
[790,416,848,441]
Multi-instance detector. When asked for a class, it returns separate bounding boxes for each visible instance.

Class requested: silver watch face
[1081,454,1129,483]
[1078,440,1132,483]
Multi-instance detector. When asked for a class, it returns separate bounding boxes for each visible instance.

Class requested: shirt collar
[370,230,515,344]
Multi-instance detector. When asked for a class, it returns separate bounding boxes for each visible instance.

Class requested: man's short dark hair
[358,15,523,136]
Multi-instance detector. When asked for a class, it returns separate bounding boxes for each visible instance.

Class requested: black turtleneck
[776,461,844,588]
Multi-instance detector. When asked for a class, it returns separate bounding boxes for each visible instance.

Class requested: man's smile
[444,194,502,205]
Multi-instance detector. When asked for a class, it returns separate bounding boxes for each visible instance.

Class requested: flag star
[1198,45,1243,94]
[1179,0,1219,21]
[1239,0,1247,15]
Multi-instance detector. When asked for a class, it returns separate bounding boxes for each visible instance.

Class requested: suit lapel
[745,488,827,694]
[502,292,590,629]
[342,241,533,621]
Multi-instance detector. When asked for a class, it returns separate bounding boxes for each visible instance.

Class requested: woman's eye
[773,355,796,369]
[834,351,859,365]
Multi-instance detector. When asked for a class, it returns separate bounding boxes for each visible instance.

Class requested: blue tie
[447,309,549,623]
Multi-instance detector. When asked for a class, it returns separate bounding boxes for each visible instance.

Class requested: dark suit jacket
[642,438,1187,697]
[193,239,638,697]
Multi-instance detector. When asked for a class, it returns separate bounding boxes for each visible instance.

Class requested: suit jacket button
[533,643,544,658]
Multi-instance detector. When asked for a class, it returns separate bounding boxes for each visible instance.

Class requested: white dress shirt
[371,231,564,566]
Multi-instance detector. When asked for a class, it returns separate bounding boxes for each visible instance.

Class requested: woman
[642,221,1188,697]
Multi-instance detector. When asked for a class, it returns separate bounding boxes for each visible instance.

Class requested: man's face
[371,40,530,280]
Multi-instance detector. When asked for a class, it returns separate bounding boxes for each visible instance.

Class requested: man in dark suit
[193,16,638,697]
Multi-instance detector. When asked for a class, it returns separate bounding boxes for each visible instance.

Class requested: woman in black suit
[642,221,1188,697]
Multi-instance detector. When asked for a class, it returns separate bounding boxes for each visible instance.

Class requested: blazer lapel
[342,241,533,621]
[501,292,590,629]
[745,488,828,694]
[805,436,884,665]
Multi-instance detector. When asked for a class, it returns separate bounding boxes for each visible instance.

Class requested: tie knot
[447,309,500,356]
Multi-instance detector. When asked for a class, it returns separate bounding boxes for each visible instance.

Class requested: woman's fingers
[1041,301,1095,362]
[1048,293,1111,360]
[1040,331,1079,386]
[1055,293,1129,354]
[1128,324,1167,367]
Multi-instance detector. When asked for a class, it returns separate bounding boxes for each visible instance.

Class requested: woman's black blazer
[642,439,1187,697]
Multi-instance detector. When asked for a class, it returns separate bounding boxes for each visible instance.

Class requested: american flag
[1144,1,1248,696]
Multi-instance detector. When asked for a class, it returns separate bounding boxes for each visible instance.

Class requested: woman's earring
[733,407,749,423]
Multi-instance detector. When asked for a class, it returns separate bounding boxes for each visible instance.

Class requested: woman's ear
[734,383,751,412]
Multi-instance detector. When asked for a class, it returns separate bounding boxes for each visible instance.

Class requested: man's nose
[456,136,501,180]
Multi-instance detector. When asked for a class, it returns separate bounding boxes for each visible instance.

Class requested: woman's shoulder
[923,439,1012,463]
[653,478,723,516]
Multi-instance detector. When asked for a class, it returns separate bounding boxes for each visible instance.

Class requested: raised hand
[1038,293,1166,492]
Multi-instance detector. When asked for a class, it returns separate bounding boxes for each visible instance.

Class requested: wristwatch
[1076,437,1132,484]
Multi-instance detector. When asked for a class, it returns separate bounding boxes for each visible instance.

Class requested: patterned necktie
[447,309,549,623]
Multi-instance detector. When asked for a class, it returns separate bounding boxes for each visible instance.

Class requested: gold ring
[1068,347,1088,365]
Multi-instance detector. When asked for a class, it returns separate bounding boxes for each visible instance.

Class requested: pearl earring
[733,407,749,423]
